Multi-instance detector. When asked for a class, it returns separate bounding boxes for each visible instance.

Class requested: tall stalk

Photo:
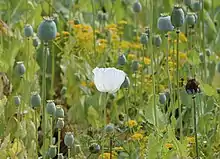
[91,0,97,60]
[58,128,61,154]
[192,95,199,158]
[176,28,183,142]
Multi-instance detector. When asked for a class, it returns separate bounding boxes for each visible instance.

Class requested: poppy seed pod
[117,54,127,66]
[97,11,103,21]
[185,78,200,95]
[192,1,202,12]
[74,19,80,25]
[157,14,174,32]
[159,93,166,104]
[48,145,57,158]
[56,118,65,129]
[64,132,74,147]
[105,123,114,134]
[217,62,220,73]
[31,92,41,108]
[140,33,149,45]
[55,106,64,118]
[186,13,196,26]
[132,1,142,13]
[132,61,139,72]
[121,76,130,88]
[199,53,204,62]
[184,0,192,6]
[89,143,100,154]
[14,96,21,106]
[60,86,67,96]
[24,24,33,37]
[37,17,57,41]
[32,37,40,48]
[152,35,162,47]
[58,153,64,159]
[171,5,185,28]
[46,100,56,116]
[15,61,26,77]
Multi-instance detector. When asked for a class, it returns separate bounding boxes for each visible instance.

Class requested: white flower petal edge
[92,67,126,93]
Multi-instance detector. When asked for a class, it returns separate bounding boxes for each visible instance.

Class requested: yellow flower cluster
[127,120,138,128]
[130,133,143,141]
[98,152,117,159]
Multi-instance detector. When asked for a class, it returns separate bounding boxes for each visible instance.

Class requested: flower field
[0,0,220,158]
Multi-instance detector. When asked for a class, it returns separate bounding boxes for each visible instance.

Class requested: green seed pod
[24,24,33,37]
[37,17,57,41]
[171,5,185,28]
[97,11,103,21]
[132,1,142,13]
[159,93,166,104]
[58,153,64,159]
[140,33,148,45]
[48,145,57,158]
[102,13,108,21]
[56,118,65,129]
[185,13,196,26]
[184,0,192,6]
[55,106,64,118]
[121,76,130,88]
[117,54,127,66]
[152,34,162,47]
[46,100,56,116]
[64,132,74,147]
[31,92,41,108]
[192,1,202,12]
[32,37,40,48]
[132,61,139,72]
[89,143,100,154]
[157,14,174,32]
[105,123,114,134]
[14,96,21,107]
[15,61,26,77]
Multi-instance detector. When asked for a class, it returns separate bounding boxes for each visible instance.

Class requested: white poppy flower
[92,67,126,94]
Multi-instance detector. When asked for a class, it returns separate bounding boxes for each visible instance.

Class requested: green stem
[51,44,55,98]
[122,89,128,122]
[35,109,38,157]
[176,29,183,143]
[58,128,61,154]
[50,116,53,145]
[68,147,71,159]
[91,0,97,61]
[110,136,113,159]
[42,42,48,157]
[192,96,199,158]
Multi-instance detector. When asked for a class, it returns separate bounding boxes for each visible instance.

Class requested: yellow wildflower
[98,152,117,159]
[165,143,173,150]
[130,43,141,49]
[113,146,123,151]
[127,53,137,60]
[120,41,130,49]
[106,24,117,29]
[179,32,187,42]
[187,136,195,144]
[98,39,108,44]
[111,34,120,41]
[131,133,143,141]
[180,52,187,64]
[62,31,70,36]
[118,20,128,25]
[127,120,138,128]
[144,57,151,65]
[89,82,95,88]
[81,81,87,87]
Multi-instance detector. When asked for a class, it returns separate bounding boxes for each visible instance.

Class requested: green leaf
[87,106,100,128]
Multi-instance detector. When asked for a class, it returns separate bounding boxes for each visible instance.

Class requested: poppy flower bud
[185,78,200,95]
[55,106,64,118]
[157,14,174,32]
[121,76,130,88]
[31,92,41,108]
[56,118,64,129]
[46,100,56,116]
[132,61,139,72]
[159,93,166,104]
[171,5,185,28]
[15,61,26,77]
[64,132,74,147]
[118,54,127,66]
[38,17,57,41]
[152,35,162,47]
[89,143,100,154]
[192,1,202,12]
[140,33,149,45]
[14,96,21,106]
[24,24,33,37]
[105,123,114,134]
[48,145,57,158]
[186,13,196,26]
[132,1,142,13]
